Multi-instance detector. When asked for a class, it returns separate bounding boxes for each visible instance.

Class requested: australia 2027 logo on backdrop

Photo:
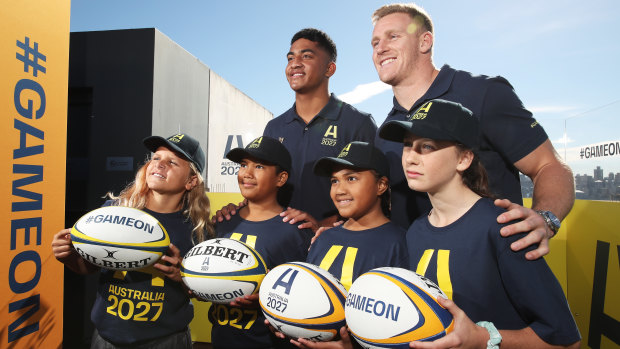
[220,135,244,176]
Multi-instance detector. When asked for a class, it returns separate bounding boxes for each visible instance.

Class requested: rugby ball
[345,267,454,348]
[259,262,347,342]
[70,206,170,270]
[180,238,267,304]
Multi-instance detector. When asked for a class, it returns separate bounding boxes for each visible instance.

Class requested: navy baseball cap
[378,99,480,150]
[313,141,389,178]
[143,133,206,173]
[226,136,292,173]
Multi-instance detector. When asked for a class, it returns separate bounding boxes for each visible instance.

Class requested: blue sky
[70,0,620,175]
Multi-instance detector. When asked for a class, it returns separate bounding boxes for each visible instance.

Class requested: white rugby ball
[70,206,170,270]
[259,262,347,342]
[180,238,267,304]
[345,267,454,348]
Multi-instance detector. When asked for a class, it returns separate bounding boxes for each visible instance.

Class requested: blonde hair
[372,3,434,35]
[107,158,214,243]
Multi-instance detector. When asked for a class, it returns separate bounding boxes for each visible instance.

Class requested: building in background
[66,28,271,347]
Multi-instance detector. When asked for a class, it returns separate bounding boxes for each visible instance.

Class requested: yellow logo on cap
[409,101,432,120]
[248,137,262,149]
[168,134,185,143]
[338,143,352,158]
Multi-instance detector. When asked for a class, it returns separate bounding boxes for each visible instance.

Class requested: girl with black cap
[379,99,580,349]
[272,141,408,348]
[52,133,213,349]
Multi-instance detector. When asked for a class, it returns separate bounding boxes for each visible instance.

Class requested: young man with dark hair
[263,28,377,228]
[217,28,377,229]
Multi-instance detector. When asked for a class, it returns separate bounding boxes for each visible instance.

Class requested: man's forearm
[531,161,575,221]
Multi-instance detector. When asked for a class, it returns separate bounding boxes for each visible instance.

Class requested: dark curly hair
[291,28,337,63]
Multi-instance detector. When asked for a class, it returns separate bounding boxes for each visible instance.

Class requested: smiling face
[329,167,387,221]
[401,134,472,195]
[237,157,287,203]
[146,146,195,195]
[371,12,430,87]
[286,38,335,94]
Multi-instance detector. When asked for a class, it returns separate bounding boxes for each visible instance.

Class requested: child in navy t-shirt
[52,133,213,348]
[210,136,312,349]
[379,99,580,348]
[274,141,408,348]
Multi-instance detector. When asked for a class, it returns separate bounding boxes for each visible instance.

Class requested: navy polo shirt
[375,64,549,229]
[264,94,377,221]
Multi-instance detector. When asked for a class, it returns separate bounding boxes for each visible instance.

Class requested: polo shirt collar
[284,93,341,124]
[389,64,456,114]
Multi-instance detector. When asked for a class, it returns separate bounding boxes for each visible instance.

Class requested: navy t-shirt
[264,94,377,221]
[210,211,313,349]
[375,64,549,228]
[407,198,580,345]
[307,221,409,290]
[91,207,195,345]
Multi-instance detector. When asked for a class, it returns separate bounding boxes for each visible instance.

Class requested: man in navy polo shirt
[371,4,575,260]
[263,28,377,226]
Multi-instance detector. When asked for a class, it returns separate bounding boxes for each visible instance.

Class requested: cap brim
[378,121,413,142]
[143,136,193,162]
[313,157,361,177]
[226,148,290,173]
[225,148,252,164]
[379,120,460,144]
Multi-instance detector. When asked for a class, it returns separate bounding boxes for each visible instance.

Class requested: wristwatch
[476,321,502,349]
[536,210,561,236]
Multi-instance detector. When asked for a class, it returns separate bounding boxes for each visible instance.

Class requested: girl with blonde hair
[52,133,213,349]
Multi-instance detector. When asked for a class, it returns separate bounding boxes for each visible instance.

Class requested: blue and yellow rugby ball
[259,262,347,342]
[345,267,454,348]
[70,206,170,270]
[180,238,267,304]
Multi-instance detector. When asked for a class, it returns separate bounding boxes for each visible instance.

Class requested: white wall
[152,29,210,175]
[207,71,272,192]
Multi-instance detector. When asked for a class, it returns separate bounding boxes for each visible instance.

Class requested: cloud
[553,134,574,144]
[338,81,392,105]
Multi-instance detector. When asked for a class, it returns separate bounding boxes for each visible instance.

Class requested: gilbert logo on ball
[180,238,267,304]
[259,262,347,342]
[70,206,170,270]
[345,267,454,348]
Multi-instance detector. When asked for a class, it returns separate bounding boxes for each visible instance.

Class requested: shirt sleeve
[496,234,581,345]
[263,119,276,137]
[479,77,548,164]
[394,243,410,269]
[355,114,378,144]
[294,228,313,262]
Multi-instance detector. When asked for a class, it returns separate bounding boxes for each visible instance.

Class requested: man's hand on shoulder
[280,207,320,232]
[495,199,553,260]
[211,200,247,223]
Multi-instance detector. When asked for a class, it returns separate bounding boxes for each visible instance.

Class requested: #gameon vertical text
[9,36,48,343]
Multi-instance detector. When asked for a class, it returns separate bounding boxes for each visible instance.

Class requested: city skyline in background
[521,163,620,201]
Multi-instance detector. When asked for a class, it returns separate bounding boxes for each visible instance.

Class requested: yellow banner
[565,200,620,348]
[190,192,244,343]
[0,1,70,347]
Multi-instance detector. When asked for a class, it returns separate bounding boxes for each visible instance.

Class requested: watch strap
[535,210,560,236]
